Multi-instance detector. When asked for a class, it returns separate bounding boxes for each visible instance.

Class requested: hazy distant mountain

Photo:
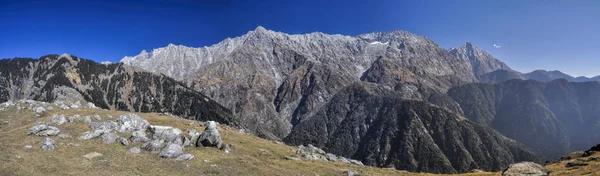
[447,43,599,83]
[0,54,237,126]
[524,70,600,82]
[473,68,600,83]
[449,79,600,160]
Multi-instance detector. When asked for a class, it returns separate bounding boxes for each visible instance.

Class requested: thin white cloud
[101,61,112,65]
[493,44,502,48]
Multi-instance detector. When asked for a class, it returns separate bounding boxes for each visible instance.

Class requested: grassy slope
[0,103,497,176]
[545,152,600,175]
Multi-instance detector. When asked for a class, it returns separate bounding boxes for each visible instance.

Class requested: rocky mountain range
[0,54,237,126]
[449,42,514,78]
[2,26,597,173]
[121,26,482,140]
[117,27,546,173]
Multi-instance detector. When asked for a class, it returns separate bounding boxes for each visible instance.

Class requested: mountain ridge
[0,54,238,127]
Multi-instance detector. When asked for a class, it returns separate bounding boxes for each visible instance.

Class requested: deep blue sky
[1,0,599,77]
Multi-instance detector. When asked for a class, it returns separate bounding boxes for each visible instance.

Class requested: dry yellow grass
[0,104,501,176]
[545,152,600,176]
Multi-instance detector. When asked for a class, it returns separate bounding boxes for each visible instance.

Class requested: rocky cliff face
[284,82,539,174]
[450,42,514,78]
[448,79,600,159]
[121,27,478,139]
[0,54,237,126]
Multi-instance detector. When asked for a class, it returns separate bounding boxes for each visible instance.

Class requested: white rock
[150,125,182,143]
[28,124,60,136]
[128,147,141,153]
[41,138,56,151]
[46,115,67,126]
[159,143,184,158]
[176,154,194,161]
[117,114,150,133]
[196,121,223,149]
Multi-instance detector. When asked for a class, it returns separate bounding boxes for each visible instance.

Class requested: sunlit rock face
[121,26,486,139]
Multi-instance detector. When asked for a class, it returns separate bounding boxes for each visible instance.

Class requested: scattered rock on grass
[58,134,71,139]
[129,147,141,153]
[150,125,182,143]
[196,121,223,149]
[130,130,151,143]
[142,139,164,152]
[224,144,232,153]
[79,130,106,140]
[344,170,356,176]
[176,154,194,161]
[159,143,183,158]
[326,153,337,161]
[349,159,364,166]
[102,131,119,144]
[118,137,129,146]
[502,162,550,176]
[41,138,56,151]
[92,114,101,121]
[46,115,67,126]
[68,115,82,123]
[82,152,103,160]
[260,149,272,156]
[67,143,81,147]
[28,124,60,136]
[83,116,92,124]
[86,102,97,109]
[117,114,150,133]
[89,121,118,131]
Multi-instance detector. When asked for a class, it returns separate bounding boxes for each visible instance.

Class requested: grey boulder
[27,124,60,136]
[130,130,151,143]
[196,121,223,148]
[129,147,141,153]
[118,137,129,146]
[46,115,67,126]
[102,131,119,144]
[68,115,82,123]
[307,144,326,155]
[176,153,194,161]
[182,136,191,147]
[150,125,182,143]
[89,121,118,131]
[79,130,107,140]
[58,134,72,139]
[41,137,56,151]
[92,114,101,121]
[502,162,550,176]
[142,139,164,152]
[159,143,184,158]
[83,116,92,124]
[188,129,200,144]
[34,107,46,118]
[117,114,150,132]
